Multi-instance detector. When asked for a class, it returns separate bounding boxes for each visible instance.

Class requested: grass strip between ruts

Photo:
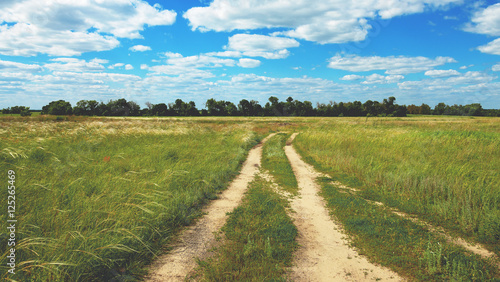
[261,133,298,195]
[194,175,298,281]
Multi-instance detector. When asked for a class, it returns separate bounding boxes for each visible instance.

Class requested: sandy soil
[145,133,276,281]
[284,133,402,281]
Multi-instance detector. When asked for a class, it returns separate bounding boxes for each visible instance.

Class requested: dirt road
[284,133,402,281]
[146,133,276,281]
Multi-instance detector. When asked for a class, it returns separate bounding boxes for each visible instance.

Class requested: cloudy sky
[1,0,500,109]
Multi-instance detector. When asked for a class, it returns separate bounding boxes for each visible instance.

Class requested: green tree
[41,100,73,115]
[151,103,169,116]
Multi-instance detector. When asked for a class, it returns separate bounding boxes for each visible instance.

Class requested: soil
[284,133,403,281]
[145,133,276,281]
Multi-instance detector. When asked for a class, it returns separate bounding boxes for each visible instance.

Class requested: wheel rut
[146,133,276,281]
[284,133,402,281]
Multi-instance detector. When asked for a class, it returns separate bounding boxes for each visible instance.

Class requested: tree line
[36,96,405,117]
[3,96,499,117]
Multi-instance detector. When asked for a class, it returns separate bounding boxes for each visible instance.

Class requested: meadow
[294,116,500,253]
[1,115,499,281]
[0,116,265,280]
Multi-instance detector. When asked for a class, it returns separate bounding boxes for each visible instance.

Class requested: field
[0,115,499,281]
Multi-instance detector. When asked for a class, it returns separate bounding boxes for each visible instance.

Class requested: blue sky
[1,0,500,109]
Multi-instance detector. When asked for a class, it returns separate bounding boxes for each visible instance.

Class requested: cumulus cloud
[184,0,461,44]
[44,58,107,72]
[129,45,152,52]
[493,63,500,72]
[424,69,460,77]
[328,54,456,74]
[464,3,500,55]
[477,38,500,55]
[125,64,134,70]
[0,0,176,56]
[0,59,42,73]
[340,74,364,81]
[146,54,236,78]
[464,3,500,36]
[225,34,298,59]
[362,74,404,84]
[238,58,261,68]
[109,63,125,69]
[227,34,299,52]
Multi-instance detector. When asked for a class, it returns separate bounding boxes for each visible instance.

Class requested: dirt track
[147,132,403,281]
[146,133,276,281]
[284,133,402,281]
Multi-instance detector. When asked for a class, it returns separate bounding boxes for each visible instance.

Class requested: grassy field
[0,117,265,280]
[293,116,500,278]
[1,115,499,280]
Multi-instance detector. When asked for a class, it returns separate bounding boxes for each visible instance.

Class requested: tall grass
[294,116,500,255]
[0,118,261,280]
[316,177,497,280]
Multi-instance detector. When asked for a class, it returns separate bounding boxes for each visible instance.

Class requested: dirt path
[284,133,402,281]
[146,133,276,281]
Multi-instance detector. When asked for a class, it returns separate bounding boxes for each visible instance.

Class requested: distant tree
[2,106,31,116]
[238,99,252,116]
[151,103,169,116]
[420,103,431,115]
[20,107,31,116]
[205,99,236,116]
[225,101,238,116]
[433,102,447,115]
[104,98,140,116]
[41,100,72,115]
[73,100,98,116]
[186,101,200,116]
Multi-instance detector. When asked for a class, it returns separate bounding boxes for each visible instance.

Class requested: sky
[1,0,500,109]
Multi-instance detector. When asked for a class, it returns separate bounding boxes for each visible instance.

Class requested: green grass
[261,133,298,195]
[316,177,498,280]
[0,118,262,280]
[294,117,500,256]
[194,175,297,281]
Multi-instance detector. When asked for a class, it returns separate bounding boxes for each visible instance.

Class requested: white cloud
[238,58,261,68]
[328,54,456,74]
[362,74,404,84]
[425,69,460,77]
[340,74,364,81]
[464,3,500,56]
[0,24,120,56]
[477,38,500,55]
[44,58,107,72]
[0,0,176,56]
[493,63,500,72]
[206,51,243,58]
[184,0,461,44]
[464,3,500,36]
[109,63,125,69]
[129,45,152,52]
[460,65,473,70]
[227,34,299,52]
[0,59,42,73]
[146,54,236,78]
[225,34,298,59]
[125,64,134,70]
[399,71,495,90]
